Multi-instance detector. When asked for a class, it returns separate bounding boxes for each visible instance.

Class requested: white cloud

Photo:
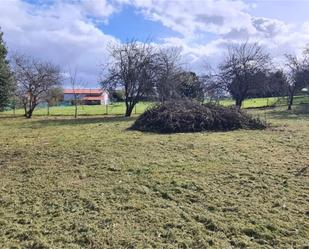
[252,17,290,38]
[124,0,309,69]
[302,22,309,34]
[82,0,117,20]
[0,0,308,82]
[116,0,309,70]
[123,0,255,36]
[160,36,229,73]
[0,0,119,86]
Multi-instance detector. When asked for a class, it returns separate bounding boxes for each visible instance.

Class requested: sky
[0,0,309,87]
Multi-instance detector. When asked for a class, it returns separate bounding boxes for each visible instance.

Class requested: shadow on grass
[0,115,25,119]
[32,115,136,127]
[267,104,309,120]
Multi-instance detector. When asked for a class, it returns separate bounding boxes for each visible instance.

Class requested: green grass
[1,96,308,117]
[219,95,309,108]
[1,102,151,117]
[0,104,308,248]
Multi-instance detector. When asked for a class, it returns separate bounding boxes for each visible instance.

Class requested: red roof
[64,89,104,94]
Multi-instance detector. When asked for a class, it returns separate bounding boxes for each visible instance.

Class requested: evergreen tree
[0,29,13,111]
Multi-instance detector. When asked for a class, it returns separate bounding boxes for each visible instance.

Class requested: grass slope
[0,105,308,248]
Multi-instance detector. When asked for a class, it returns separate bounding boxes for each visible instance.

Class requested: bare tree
[218,42,271,108]
[199,63,227,104]
[44,87,63,115]
[68,68,86,118]
[154,48,182,102]
[101,40,158,117]
[201,74,225,103]
[285,48,309,110]
[12,54,62,118]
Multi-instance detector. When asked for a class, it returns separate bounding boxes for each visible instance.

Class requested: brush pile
[131,101,266,133]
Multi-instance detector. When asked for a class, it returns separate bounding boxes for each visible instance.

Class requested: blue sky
[248,0,309,24]
[100,5,181,42]
[0,0,309,87]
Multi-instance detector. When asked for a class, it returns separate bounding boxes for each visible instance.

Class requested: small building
[63,89,109,105]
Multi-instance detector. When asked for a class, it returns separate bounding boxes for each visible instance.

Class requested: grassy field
[0,102,151,117]
[0,104,308,248]
[219,95,309,108]
[1,95,308,117]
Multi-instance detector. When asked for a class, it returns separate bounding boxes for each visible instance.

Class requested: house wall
[101,92,109,105]
[63,93,87,101]
[64,92,109,105]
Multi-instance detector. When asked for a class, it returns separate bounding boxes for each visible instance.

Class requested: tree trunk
[47,104,50,116]
[287,93,294,110]
[26,108,34,119]
[125,104,135,117]
[24,105,27,117]
[235,98,243,109]
[287,85,296,110]
[74,104,78,118]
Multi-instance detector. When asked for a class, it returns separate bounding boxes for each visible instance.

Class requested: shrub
[130,101,266,133]
[110,90,125,102]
